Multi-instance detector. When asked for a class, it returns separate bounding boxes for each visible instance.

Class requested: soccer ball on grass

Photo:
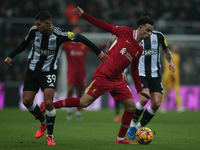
[135,127,153,144]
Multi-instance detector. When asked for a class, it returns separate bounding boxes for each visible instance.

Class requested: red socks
[53,97,80,109]
[117,110,134,138]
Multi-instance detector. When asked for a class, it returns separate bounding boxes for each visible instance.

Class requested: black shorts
[23,69,57,93]
[140,76,163,94]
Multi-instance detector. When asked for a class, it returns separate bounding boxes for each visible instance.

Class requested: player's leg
[174,85,186,112]
[136,92,162,129]
[43,88,56,145]
[23,71,47,138]
[128,88,149,139]
[115,98,136,144]
[113,101,121,122]
[160,87,170,112]
[136,77,163,129]
[76,88,84,120]
[111,81,137,144]
[23,91,47,138]
[66,84,75,120]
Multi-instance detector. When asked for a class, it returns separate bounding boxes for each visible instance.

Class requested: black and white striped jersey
[138,30,168,78]
[25,25,76,72]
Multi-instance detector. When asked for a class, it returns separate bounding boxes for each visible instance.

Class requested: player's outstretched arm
[72,6,113,33]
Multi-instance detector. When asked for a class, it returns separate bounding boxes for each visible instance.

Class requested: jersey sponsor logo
[70,50,84,56]
[125,52,133,62]
[126,40,131,44]
[35,46,55,55]
[142,48,157,56]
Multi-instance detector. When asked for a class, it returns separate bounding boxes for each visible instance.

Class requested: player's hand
[4,57,13,66]
[139,90,152,100]
[168,62,175,73]
[97,51,109,64]
[72,6,84,17]
[121,72,127,82]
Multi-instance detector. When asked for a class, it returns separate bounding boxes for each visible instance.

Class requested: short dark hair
[136,14,154,27]
[35,10,52,22]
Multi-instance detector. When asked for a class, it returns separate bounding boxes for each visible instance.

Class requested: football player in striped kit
[127,14,176,140]
[4,10,108,145]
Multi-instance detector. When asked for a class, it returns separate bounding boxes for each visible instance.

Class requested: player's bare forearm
[164,48,172,63]
[164,48,175,73]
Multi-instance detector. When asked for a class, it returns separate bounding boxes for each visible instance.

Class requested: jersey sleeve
[130,59,143,92]
[82,13,115,34]
[158,33,168,50]
[8,26,36,58]
[25,26,37,43]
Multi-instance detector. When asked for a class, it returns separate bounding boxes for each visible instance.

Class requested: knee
[140,98,149,106]
[23,98,32,108]
[80,101,90,108]
[44,99,53,110]
[152,102,161,111]
[126,104,136,113]
[80,99,91,108]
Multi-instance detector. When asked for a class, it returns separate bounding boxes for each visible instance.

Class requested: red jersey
[63,41,106,75]
[82,13,143,92]
[63,42,89,75]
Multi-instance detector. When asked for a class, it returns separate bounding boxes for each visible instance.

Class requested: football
[135,127,153,144]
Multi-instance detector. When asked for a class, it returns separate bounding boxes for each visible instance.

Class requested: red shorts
[85,74,133,101]
[67,71,87,89]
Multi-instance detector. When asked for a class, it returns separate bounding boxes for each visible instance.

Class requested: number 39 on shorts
[46,74,56,83]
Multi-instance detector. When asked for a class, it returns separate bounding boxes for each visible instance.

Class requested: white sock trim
[130,120,137,127]
[136,102,144,110]
[147,106,156,115]
[27,102,37,111]
[136,122,142,130]
[117,137,125,141]
[46,108,56,117]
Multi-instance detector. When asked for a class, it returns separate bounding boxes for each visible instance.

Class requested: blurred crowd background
[0,0,200,85]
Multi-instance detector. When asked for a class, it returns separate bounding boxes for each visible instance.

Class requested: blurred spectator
[1,0,200,84]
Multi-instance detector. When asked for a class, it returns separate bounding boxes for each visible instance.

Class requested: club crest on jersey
[36,38,40,43]
[49,40,56,46]
[152,39,157,45]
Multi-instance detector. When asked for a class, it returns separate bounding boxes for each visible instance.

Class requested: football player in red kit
[40,6,154,144]
[63,26,108,120]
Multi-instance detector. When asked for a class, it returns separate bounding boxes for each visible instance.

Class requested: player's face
[35,20,49,34]
[140,24,154,39]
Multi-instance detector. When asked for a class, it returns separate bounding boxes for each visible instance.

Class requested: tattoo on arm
[164,48,172,63]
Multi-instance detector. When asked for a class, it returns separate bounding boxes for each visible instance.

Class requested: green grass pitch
[0,108,200,150]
